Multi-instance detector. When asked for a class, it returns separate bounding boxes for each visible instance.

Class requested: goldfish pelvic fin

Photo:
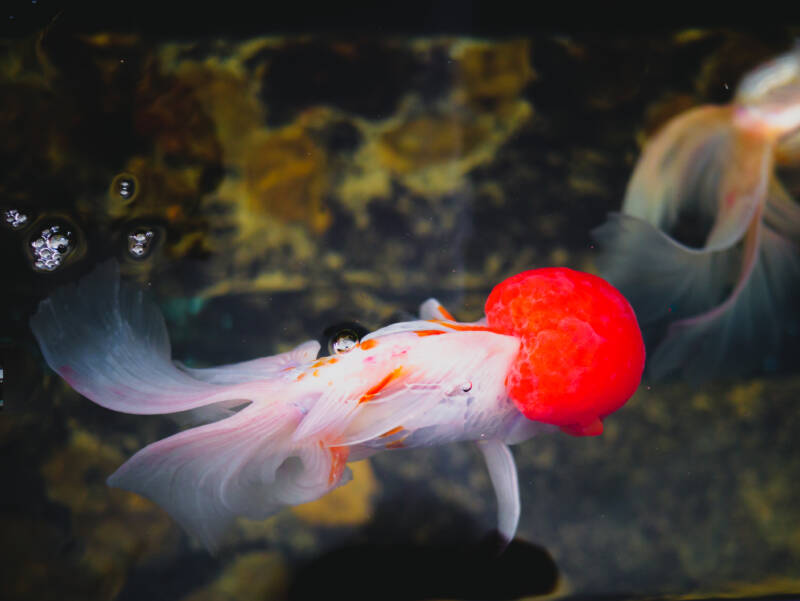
[107,400,351,552]
[592,213,738,324]
[30,261,291,416]
[477,440,520,546]
[650,223,800,380]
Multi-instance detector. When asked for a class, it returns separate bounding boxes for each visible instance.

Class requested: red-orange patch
[360,339,379,350]
[358,366,404,404]
[414,329,447,337]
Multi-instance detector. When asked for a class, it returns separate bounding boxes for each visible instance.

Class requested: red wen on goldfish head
[486,268,645,436]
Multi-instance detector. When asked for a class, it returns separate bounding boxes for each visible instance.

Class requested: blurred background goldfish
[594,47,800,380]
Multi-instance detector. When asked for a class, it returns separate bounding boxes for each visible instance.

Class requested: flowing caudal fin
[30,261,293,415]
[592,213,737,324]
[108,398,352,552]
[650,222,800,380]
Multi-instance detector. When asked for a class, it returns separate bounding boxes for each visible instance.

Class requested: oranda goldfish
[31,263,644,551]
[593,47,800,380]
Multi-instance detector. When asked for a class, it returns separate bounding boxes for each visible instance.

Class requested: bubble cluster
[127,228,155,258]
[30,225,71,271]
[4,209,28,229]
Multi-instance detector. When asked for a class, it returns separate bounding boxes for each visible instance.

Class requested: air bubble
[110,173,139,203]
[127,228,155,259]
[4,209,28,229]
[461,381,472,392]
[330,330,360,354]
[30,225,71,272]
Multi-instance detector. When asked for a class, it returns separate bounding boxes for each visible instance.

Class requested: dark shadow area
[287,490,559,601]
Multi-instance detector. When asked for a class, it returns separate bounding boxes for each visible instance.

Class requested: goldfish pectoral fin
[650,225,800,380]
[107,401,348,552]
[29,261,265,415]
[177,340,320,385]
[419,298,455,321]
[592,213,738,324]
[477,440,520,547]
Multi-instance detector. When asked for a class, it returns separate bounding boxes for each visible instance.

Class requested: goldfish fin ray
[108,401,350,552]
[593,213,738,323]
[477,440,520,545]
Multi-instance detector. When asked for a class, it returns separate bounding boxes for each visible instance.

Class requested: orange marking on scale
[414,329,446,337]
[360,339,378,350]
[296,372,306,381]
[358,366,404,404]
[379,425,403,438]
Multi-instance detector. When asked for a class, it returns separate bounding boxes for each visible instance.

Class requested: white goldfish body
[30,263,644,551]
[593,48,800,379]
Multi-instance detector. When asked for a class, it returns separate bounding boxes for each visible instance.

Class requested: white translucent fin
[30,261,281,415]
[650,222,800,380]
[107,399,351,552]
[477,440,520,545]
[592,213,738,324]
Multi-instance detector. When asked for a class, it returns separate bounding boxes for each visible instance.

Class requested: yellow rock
[243,125,332,233]
[182,551,288,601]
[291,459,379,526]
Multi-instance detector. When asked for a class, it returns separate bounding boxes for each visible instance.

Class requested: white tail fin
[30,262,348,550]
[30,261,319,416]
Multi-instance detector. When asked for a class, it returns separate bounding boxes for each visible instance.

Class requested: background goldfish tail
[107,400,352,552]
[592,213,738,326]
[622,105,735,230]
[649,225,800,381]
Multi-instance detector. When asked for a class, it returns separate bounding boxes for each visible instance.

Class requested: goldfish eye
[321,321,369,357]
